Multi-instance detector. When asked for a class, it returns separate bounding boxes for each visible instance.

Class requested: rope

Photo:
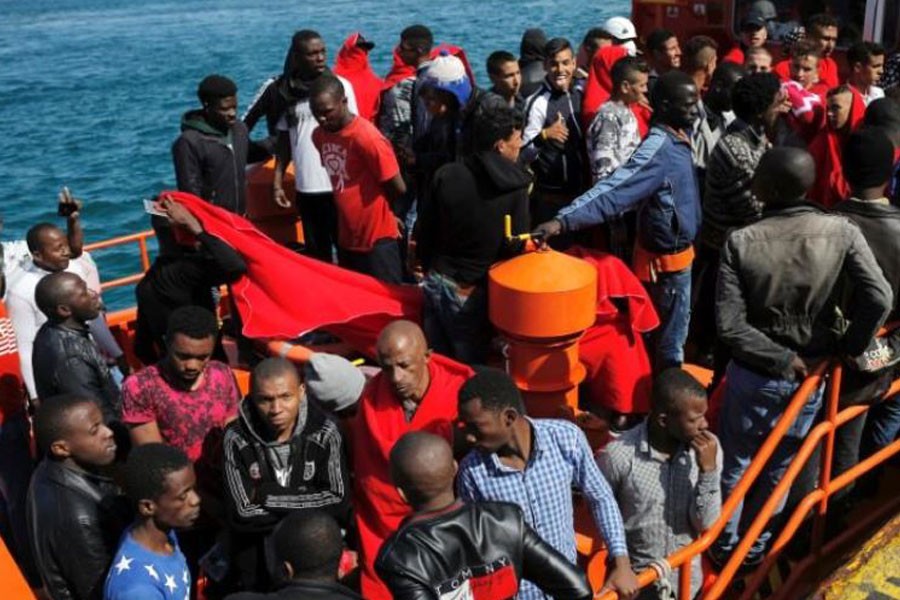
[648,558,675,599]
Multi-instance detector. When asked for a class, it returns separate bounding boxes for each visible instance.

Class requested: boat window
[733,0,868,47]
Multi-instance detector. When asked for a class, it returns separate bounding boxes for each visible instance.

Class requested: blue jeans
[713,361,823,564]
[864,396,900,454]
[422,272,490,365]
[645,267,691,368]
[0,412,38,584]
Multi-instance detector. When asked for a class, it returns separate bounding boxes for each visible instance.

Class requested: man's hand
[58,187,82,220]
[160,195,203,235]
[600,556,640,600]
[789,355,809,381]
[691,430,718,473]
[273,185,292,209]
[543,112,569,144]
[531,219,563,246]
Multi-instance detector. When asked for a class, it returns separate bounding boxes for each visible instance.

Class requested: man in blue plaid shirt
[456,368,639,600]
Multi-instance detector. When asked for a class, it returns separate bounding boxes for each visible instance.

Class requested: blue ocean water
[0,0,629,308]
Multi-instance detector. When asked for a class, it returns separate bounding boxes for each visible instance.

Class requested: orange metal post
[488,250,597,417]
[812,363,842,552]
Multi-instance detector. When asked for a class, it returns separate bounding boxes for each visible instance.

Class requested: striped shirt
[457,418,627,600]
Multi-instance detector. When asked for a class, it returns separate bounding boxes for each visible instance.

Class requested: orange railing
[84,229,155,291]
[596,357,900,600]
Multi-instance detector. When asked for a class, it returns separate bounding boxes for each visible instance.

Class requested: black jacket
[416,150,531,284]
[225,579,362,600]
[376,500,592,600]
[26,460,131,600]
[833,199,900,320]
[172,110,249,215]
[716,202,893,378]
[523,81,586,195]
[32,322,121,422]
[223,397,351,533]
[519,29,547,99]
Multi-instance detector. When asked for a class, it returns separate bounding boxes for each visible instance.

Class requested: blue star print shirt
[104,527,191,600]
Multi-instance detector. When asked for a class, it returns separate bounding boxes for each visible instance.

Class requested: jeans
[713,360,823,564]
[0,412,38,584]
[645,267,692,369]
[422,271,490,365]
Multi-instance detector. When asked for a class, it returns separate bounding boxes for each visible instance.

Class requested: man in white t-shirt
[271,30,358,262]
[4,196,125,401]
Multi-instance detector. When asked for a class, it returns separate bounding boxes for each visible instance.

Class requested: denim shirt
[558,126,701,253]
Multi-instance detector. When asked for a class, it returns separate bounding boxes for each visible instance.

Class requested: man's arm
[129,420,164,446]
[222,427,281,531]
[520,94,549,164]
[272,128,293,209]
[56,511,116,600]
[60,188,84,258]
[375,554,433,600]
[554,134,667,233]
[567,426,639,600]
[172,137,205,198]
[841,226,893,356]
[715,238,799,377]
[521,522,593,600]
[161,198,247,280]
[689,432,723,532]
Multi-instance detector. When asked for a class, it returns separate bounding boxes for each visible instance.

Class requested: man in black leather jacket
[712,147,892,566]
[376,432,592,600]
[27,394,130,600]
[224,510,361,600]
[32,271,122,425]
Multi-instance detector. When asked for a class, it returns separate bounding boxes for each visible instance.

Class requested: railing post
[678,561,691,600]
[138,235,151,272]
[811,362,841,553]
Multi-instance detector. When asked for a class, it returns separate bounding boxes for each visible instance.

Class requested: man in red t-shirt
[311,75,407,283]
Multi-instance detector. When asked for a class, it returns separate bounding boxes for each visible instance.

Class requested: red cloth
[781,80,827,144]
[334,32,384,121]
[312,116,400,251]
[165,191,422,355]
[382,43,477,90]
[582,46,651,138]
[566,248,658,414]
[807,88,867,208]
[583,46,628,126]
[351,355,474,600]
[773,56,840,88]
[722,45,745,66]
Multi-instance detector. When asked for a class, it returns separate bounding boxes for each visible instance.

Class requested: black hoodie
[519,28,548,99]
[416,150,532,284]
[172,109,249,215]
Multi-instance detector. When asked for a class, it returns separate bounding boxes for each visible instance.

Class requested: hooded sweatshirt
[223,396,351,533]
[519,28,548,98]
[808,89,866,208]
[334,33,383,121]
[172,109,249,214]
[416,150,532,284]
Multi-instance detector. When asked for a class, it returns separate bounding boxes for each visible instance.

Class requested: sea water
[0,0,629,308]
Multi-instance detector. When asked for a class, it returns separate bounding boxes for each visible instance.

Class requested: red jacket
[334,32,383,121]
[808,88,867,208]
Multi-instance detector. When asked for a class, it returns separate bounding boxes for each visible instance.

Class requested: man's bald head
[376,320,431,404]
[390,431,456,508]
[752,147,816,207]
[377,320,427,354]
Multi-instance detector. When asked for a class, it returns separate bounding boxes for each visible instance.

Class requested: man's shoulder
[602,425,643,462]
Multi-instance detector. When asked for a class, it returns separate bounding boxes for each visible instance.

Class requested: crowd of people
[2,5,900,600]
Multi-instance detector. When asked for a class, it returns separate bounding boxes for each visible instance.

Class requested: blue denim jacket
[557,126,700,253]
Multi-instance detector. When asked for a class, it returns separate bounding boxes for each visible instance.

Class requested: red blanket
[351,355,473,600]
[334,32,383,121]
[567,247,658,414]
[170,193,656,414]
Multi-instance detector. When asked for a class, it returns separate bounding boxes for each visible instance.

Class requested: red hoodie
[808,88,866,208]
[334,32,383,121]
[774,55,840,88]
[382,43,476,90]
[582,45,651,137]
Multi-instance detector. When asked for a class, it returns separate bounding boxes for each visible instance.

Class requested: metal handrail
[83,229,155,291]
[596,357,900,599]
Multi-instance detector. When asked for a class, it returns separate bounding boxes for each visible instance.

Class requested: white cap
[601,16,638,42]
